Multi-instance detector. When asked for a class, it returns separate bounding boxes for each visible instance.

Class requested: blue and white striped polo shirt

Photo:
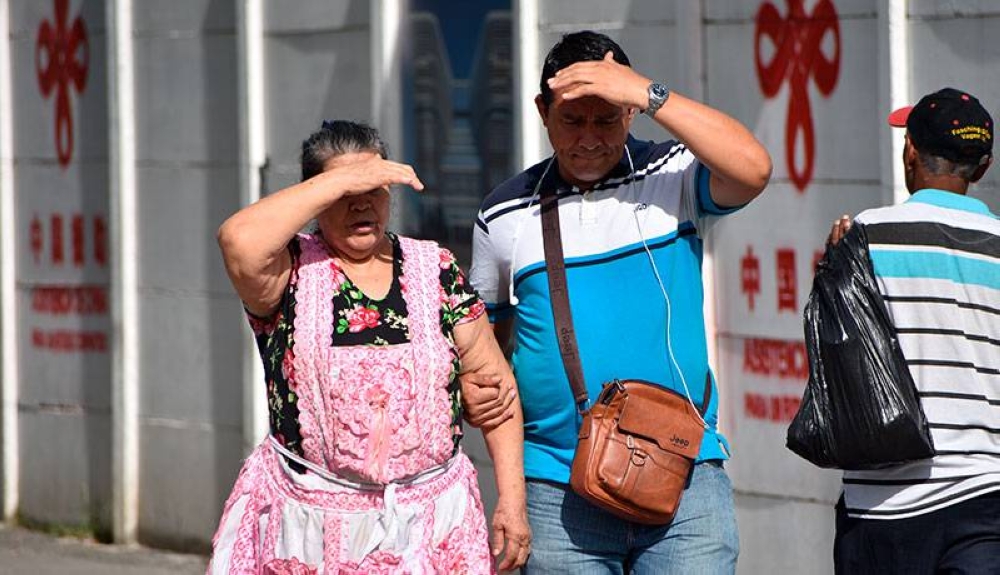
[844,189,1000,519]
[469,135,741,484]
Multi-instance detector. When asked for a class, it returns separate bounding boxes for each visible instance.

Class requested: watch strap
[645,82,670,117]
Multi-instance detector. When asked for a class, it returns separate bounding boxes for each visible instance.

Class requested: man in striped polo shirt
[830,88,1000,574]
[465,31,771,573]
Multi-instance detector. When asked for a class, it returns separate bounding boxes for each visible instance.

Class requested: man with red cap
[827,88,999,573]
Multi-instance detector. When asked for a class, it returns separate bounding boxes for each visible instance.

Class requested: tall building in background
[410,12,453,242]
[470,11,513,195]
[407,6,512,257]
[439,115,483,247]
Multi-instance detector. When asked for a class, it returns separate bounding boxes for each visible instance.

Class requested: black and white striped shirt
[843,189,1000,519]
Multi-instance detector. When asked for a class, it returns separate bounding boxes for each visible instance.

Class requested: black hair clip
[321,120,336,130]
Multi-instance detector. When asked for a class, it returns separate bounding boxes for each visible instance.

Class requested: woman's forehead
[322,150,381,172]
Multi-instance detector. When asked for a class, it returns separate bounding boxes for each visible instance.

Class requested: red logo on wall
[740,246,761,312]
[755,0,840,192]
[36,0,89,169]
[29,212,107,268]
[776,248,798,312]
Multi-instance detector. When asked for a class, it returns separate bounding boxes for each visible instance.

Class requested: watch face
[651,84,669,99]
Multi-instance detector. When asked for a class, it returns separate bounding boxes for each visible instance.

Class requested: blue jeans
[523,462,739,574]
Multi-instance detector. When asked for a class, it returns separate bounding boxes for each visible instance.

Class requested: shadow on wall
[203,0,242,555]
[190,0,242,554]
[132,0,241,554]
[77,0,113,542]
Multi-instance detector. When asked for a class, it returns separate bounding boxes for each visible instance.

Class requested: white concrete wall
[1,0,998,566]
[706,1,876,572]
[713,2,1000,572]
[131,0,244,549]
[261,1,374,193]
[7,0,113,534]
[0,0,382,551]
[908,0,1000,212]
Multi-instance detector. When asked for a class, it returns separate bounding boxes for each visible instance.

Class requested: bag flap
[616,383,703,459]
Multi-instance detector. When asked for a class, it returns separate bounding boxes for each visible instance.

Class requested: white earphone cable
[626,146,708,429]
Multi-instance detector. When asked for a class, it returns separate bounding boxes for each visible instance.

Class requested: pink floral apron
[208,234,494,574]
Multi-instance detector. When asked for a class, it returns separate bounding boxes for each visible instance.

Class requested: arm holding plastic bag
[787,222,934,470]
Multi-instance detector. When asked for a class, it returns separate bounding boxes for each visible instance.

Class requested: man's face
[536,88,633,189]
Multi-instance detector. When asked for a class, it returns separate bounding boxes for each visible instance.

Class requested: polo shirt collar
[907,189,995,217]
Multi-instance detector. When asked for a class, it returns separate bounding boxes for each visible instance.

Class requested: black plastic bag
[787,223,934,470]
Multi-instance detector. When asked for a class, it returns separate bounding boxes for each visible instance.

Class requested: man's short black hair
[539,31,631,106]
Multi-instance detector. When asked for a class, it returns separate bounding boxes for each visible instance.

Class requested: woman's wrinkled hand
[460,372,517,429]
[491,497,531,571]
[318,154,424,198]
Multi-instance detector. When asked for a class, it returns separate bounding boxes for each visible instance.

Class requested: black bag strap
[539,185,589,409]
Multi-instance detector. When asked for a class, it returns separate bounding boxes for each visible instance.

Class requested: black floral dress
[246,233,485,468]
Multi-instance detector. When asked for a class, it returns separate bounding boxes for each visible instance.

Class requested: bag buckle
[598,379,626,407]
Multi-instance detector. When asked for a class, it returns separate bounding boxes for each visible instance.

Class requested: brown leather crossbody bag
[539,185,708,525]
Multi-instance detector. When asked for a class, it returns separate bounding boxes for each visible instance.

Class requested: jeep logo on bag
[670,435,690,448]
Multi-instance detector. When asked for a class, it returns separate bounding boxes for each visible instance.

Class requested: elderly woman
[209,120,529,574]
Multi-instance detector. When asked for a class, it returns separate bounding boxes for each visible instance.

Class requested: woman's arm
[453,314,530,571]
[216,156,422,316]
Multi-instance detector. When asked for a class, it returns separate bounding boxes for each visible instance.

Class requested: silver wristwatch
[644,82,670,117]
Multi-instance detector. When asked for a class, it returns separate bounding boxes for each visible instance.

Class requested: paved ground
[0,523,208,575]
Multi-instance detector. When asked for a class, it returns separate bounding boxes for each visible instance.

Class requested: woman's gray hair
[301,120,388,181]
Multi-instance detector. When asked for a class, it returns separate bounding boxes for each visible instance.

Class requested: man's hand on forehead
[547,52,651,111]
